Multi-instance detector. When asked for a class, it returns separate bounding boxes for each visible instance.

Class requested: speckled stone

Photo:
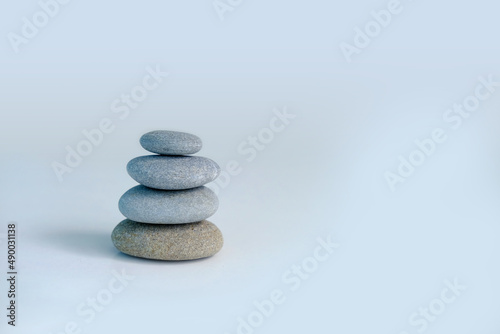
[118,185,218,224]
[127,155,221,190]
[111,219,223,261]
[140,130,202,155]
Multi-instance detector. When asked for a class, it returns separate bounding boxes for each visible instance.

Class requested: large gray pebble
[140,130,202,155]
[127,155,220,190]
[119,185,218,224]
[112,219,223,261]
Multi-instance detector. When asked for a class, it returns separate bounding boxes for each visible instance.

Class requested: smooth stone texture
[119,185,218,224]
[112,219,223,261]
[127,155,221,190]
[140,130,202,155]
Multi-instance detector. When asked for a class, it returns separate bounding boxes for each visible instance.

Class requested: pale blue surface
[1,0,500,333]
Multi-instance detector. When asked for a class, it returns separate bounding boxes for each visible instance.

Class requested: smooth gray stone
[127,155,220,190]
[118,185,218,224]
[140,130,202,155]
[112,219,223,261]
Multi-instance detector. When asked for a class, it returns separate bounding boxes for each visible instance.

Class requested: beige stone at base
[112,219,223,261]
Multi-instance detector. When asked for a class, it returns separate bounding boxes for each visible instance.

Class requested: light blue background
[1,0,500,333]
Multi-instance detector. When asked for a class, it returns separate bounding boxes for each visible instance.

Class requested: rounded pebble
[112,219,224,261]
[127,155,220,190]
[118,185,219,224]
[140,130,202,155]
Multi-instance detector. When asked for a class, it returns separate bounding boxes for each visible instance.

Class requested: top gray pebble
[140,130,202,155]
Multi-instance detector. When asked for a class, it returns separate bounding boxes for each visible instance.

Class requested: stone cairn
[111,130,223,261]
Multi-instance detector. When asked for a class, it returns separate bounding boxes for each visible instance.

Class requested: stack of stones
[111,130,223,261]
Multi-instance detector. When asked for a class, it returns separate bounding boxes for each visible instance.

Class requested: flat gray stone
[140,130,202,155]
[118,185,218,224]
[127,155,220,190]
[112,219,223,261]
